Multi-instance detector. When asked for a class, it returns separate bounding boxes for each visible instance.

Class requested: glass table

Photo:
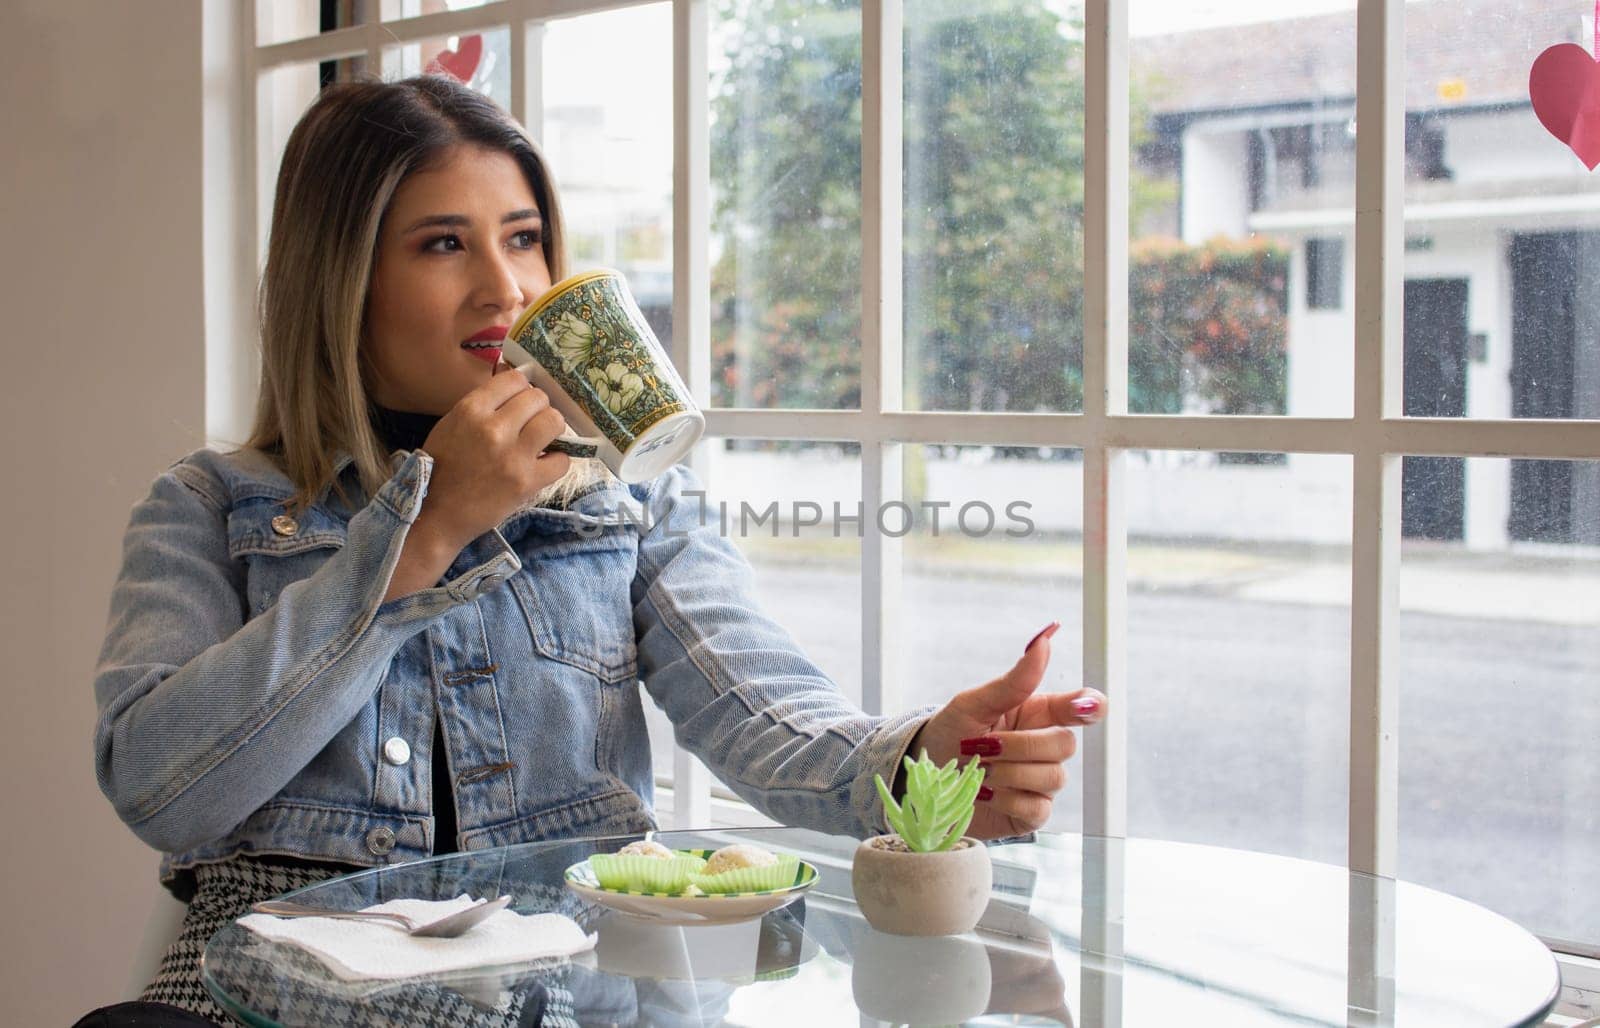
[202,827,1560,1026]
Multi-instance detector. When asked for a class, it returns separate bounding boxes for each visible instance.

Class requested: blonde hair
[244,74,611,516]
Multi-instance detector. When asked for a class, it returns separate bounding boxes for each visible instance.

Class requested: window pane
[1126,451,1353,863]
[1130,4,1356,417]
[257,0,366,46]
[382,27,510,105]
[542,2,673,340]
[899,446,1083,812]
[1404,6,1600,421]
[719,440,866,701]
[710,2,862,410]
[644,440,865,783]
[1400,458,1600,946]
[256,57,375,249]
[903,2,1086,414]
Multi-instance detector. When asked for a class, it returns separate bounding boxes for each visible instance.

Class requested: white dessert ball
[703,843,778,876]
[618,839,675,860]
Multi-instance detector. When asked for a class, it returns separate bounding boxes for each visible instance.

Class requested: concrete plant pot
[851,834,993,936]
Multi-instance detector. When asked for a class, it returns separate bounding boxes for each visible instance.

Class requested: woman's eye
[422,234,464,253]
[510,229,542,250]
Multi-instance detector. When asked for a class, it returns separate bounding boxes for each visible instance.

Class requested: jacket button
[271,514,299,536]
[382,737,411,766]
[365,826,396,856]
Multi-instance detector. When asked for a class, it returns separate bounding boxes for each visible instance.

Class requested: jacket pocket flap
[227,499,348,558]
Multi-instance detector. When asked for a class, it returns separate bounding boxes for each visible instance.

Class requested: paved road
[725,561,1600,948]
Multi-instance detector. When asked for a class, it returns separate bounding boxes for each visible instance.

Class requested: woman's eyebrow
[402,209,542,233]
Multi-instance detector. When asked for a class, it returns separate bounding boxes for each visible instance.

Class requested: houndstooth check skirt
[139,854,576,1027]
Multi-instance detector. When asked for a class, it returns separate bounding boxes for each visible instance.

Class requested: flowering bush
[1130,236,1290,415]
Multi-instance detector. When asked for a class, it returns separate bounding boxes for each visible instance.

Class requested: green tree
[711,0,863,410]
[709,0,1275,421]
[902,0,1088,414]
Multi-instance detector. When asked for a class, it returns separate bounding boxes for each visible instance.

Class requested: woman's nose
[473,250,525,311]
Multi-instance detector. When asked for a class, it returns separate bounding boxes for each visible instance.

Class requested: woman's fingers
[455,359,532,416]
[979,760,1068,797]
[493,384,548,433]
[517,404,569,454]
[960,725,1076,763]
[1040,687,1107,726]
[979,787,1053,831]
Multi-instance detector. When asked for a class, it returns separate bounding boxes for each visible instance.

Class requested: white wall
[1445,107,1599,185]
[1284,231,1356,419]
[1181,127,1250,242]
[0,1,210,1021]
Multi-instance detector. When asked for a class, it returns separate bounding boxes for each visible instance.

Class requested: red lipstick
[462,325,508,365]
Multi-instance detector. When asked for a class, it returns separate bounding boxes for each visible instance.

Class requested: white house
[1136,0,1600,547]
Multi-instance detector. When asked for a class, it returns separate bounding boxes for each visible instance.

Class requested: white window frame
[242,0,1600,1002]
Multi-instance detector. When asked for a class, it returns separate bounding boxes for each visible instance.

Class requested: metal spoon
[250,894,513,938]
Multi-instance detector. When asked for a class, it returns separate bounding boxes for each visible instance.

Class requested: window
[247,0,1600,964]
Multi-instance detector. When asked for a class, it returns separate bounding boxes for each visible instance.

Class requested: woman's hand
[906,622,1105,840]
[416,367,572,549]
[383,369,570,602]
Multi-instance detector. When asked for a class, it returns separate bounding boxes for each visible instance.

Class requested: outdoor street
[706,553,1600,948]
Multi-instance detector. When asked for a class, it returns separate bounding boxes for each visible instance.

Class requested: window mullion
[1349,0,1404,881]
[1349,0,1405,1018]
[1081,0,1129,843]
[509,0,535,133]
[364,2,383,82]
[670,0,710,422]
[668,0,713,828]
[1080,6,1130,1023]
[861,0,904,720]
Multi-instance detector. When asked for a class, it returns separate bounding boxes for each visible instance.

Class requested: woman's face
[365,144,552,414]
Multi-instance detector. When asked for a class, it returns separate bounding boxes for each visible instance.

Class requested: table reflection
[202,827,1559,1027]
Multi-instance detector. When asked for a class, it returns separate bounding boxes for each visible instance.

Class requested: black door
[1402,279,1469,540]
[1509,233,1577,543]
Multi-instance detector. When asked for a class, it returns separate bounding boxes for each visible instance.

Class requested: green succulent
[873,749,986,853]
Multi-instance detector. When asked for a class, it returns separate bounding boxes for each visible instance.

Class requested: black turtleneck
[370,405,458,855]
[370,404,440,454]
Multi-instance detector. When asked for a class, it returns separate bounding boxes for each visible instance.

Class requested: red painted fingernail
[1072,696,1101,717]
[977,786,994,802]
[1024,621,1061,653]
[960,736,1002,757]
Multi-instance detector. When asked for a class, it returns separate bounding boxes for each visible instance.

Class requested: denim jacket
[93,446,930,892]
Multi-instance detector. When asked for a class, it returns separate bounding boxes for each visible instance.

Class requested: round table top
[202,827,1560,1027]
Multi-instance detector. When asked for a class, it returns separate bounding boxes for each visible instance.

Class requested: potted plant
[851,750,992,936]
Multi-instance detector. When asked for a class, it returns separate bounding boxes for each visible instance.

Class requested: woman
[86,74,1104,1025]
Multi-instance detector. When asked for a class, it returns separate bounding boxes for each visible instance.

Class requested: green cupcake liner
[688,855,802,895]
[588,852,707,894]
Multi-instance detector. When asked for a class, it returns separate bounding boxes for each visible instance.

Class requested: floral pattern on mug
[588,361,646,414]
[514,271,692,451]
[551,311,595,371]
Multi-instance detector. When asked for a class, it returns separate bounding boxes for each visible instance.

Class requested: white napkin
[238,895,596,982]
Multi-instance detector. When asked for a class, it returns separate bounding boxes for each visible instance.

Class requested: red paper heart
[427,34,483,85]
[1530,43,1600,170]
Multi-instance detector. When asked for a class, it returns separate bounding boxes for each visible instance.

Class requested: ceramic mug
[505,268,705,483]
